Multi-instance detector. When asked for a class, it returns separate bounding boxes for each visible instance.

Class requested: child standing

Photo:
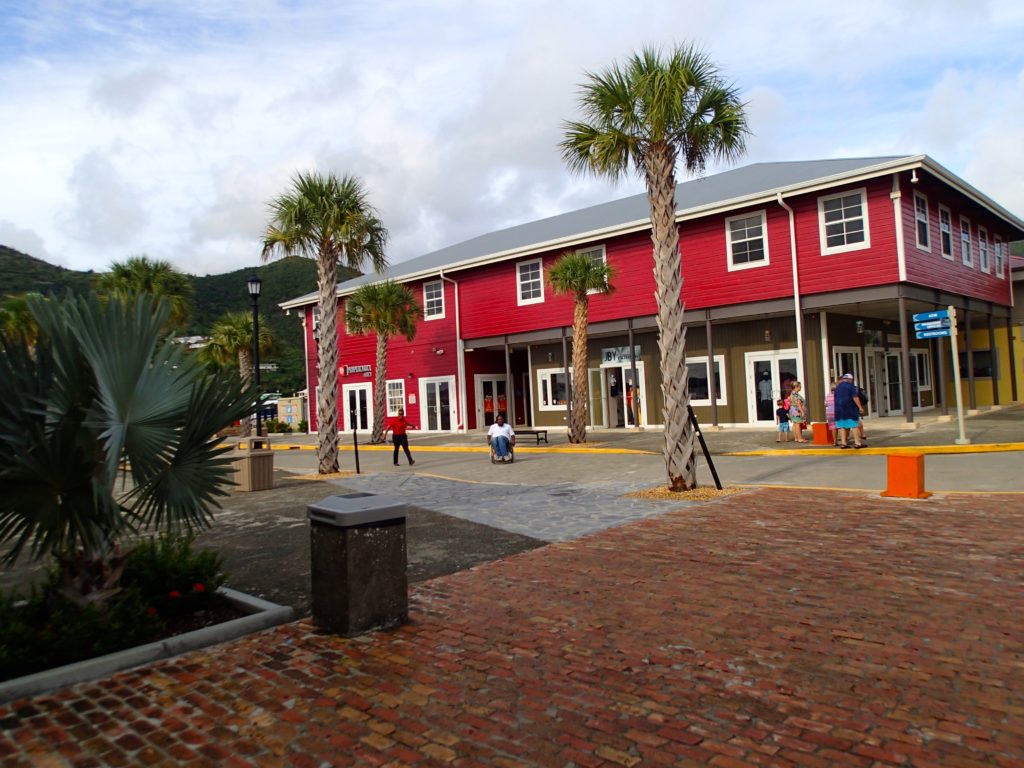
[775,399,792,442]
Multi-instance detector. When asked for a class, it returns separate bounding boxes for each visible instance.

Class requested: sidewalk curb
[725,442,1024,457]
[0,588,293,704]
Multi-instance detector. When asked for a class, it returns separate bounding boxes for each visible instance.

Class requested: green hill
[0,246,357,394]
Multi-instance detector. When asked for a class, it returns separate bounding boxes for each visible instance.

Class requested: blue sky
[1,0,1022,275]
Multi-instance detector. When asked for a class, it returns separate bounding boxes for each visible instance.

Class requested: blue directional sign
[915,329,952,339]
[914,319,952,331]
[912,310,950,322]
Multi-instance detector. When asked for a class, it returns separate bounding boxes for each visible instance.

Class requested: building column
[705,312,718,426]
[898,296,914,424]
[1007,315,1019,403]
[504,337,514,426]
[965,309,977,411]
[988,311,1000,407]
[627,319,640,428]
[936,336,948,416]
[562,328,572,428]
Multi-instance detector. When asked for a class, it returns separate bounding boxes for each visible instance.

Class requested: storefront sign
[343,364,371,375]
[601,345,641,364]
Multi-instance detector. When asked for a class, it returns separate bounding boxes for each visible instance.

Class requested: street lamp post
[247,275,263,437]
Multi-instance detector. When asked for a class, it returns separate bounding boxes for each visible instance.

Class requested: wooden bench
[515,428,548,444]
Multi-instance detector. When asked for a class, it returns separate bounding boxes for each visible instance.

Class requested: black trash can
[307,493,408,636]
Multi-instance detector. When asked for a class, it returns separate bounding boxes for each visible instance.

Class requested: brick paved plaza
[1,487,1022,766]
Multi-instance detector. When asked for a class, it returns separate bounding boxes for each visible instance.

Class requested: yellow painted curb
[725,442,1024,457]
[269,443,657,455]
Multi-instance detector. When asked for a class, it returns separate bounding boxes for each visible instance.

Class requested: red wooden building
[281,155,1024,434]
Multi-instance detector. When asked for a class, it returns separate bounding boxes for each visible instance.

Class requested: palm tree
[547,251,614,443]
[261,172,388,474]
[560,44,748,490]
[200,311,274,436]
[0,294,256,604]
[96,255,193,330]
[345,281,422,443]
[0,292,42,345]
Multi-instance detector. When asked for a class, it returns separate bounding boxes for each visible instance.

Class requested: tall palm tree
[560,43,748,490]
[547,251,613,443]
[96,255,193,330]
[261,172,388,474]
[345,281,422,444]
[0,292,42,345]
[200,311,274,436]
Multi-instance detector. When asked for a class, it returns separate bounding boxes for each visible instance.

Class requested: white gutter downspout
[892,173,907,282]
[438,268,467,433]
[776,193,806,387]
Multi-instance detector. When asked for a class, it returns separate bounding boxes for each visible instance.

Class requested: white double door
[419,376,457,431]
[745,350,801,425]
[342,383,373,432]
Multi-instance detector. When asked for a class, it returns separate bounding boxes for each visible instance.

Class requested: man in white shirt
[487,414,516,462]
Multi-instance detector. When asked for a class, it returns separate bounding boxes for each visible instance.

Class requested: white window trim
[422,280,445,320]
[960,216,973,267]
[577,244,607,295]
[516,258,545,306]
[913,192,931,251]
[687,355,728,406]
[725,210,770,272]
[938,205,954,261]
[995,236,1005,279]
[911,350,932,391]
[386,379,406,417]
[817,187,871,255]
[978,227,990,274]
[535,366,569,411]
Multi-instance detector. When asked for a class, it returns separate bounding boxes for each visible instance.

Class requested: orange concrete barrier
[811,422,834,446]
[880,453,932,499]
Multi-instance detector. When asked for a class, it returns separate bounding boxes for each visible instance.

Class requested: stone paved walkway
[2,488,1023,767]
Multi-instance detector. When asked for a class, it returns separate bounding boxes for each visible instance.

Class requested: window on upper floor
[978,228,990,273]
[818,188,870,255]
[311,306,321,336]
[960,217,973,267]
[913,192,930,251]
[577,245,608,295]
[938,205,954,260]
[726,211,769,271]
[423,280,444,319]
[386,380,405,416]
[995,237,1006,279]
[517,258,544,306]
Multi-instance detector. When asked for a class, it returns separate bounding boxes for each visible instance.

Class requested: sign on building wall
[601,346,641,364]
[341,364,372,377]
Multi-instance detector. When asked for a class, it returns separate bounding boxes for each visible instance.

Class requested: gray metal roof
[281,154,1024,308]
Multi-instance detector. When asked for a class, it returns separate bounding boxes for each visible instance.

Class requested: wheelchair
[489,437,515,464]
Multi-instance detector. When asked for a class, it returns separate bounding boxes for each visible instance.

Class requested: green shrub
[122,536,228,621]
[263,419,293,434]
[297,420,308,434]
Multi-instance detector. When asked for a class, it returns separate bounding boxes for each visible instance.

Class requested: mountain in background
[0,245,358,395]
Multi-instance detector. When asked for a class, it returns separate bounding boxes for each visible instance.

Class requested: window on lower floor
[818,188,870,254]
[687,355,727,405]
[536,368,568,410]
[957,350,997,379]
[726,211,769,270]
[386,380,405,416]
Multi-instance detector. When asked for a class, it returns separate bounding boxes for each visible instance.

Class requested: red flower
[168,590,182,599]
[192,583,206,593]
[146,607,158,617]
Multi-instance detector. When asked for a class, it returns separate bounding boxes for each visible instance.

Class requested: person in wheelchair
[487,413,516,463]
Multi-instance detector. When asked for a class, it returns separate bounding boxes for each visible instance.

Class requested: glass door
[588,369,604,427]
[475,375,508,427]
[885,353,903,414]
[342,383,372,432]
[745,351,800,424]
[420,376,455,431]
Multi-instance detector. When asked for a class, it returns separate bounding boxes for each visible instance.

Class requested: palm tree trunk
[372,335,388,444]
[316,249,340,473]
[238,348,254,437]
[646,145,696,490]
[570,294,589,443]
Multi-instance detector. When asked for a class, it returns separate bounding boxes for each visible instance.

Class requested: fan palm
[0,292,42,345]
[262,172,388,474]
[560,43,748,490]
[0,294,257,604]
[200,311,274,436]
[547,251,614,443]
[96,255,193,330]
[345,281,422,443]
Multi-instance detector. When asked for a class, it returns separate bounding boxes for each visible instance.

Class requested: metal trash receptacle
[307,493,408,636]
[233,436,274,492]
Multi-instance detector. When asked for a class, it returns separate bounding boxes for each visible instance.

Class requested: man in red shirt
[384,408,416,466]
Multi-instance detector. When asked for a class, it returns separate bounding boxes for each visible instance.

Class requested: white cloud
[0,0,1022,278]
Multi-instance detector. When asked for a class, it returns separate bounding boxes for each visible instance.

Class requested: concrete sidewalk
[2,487,1022,766]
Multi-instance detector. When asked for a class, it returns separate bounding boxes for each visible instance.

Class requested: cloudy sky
[2,0,1023,277]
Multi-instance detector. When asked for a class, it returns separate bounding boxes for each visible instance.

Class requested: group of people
[775,375,867,449]
[383,409,518,466]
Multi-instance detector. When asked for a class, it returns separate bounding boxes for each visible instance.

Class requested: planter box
[0,588,293,704]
